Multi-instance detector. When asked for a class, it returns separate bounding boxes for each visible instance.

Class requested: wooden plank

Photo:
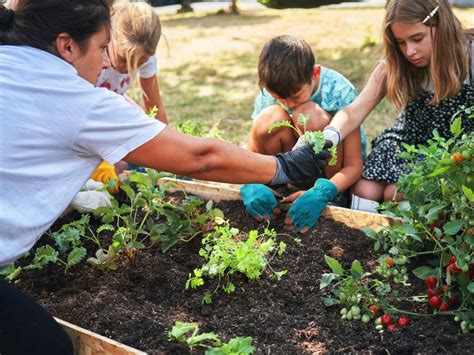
[55,318,146,355]
[158,177,393,231]
[159,177,242,202]
[320,205,393,231]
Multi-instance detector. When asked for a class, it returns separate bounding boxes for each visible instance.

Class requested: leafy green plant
[186,221,287,304]
[174,119,222,139]
[360,25,377,50]
[268,113,338,165]
[0,215,92,281]
[320,107,474,333]
[168,321,254,354]
[91,168,223,268]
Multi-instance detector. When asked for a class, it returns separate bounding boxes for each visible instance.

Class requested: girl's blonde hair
[383,0,468,111]
[111,1,161,74]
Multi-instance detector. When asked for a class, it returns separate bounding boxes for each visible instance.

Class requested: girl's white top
[0,46,165,267]
[96,55,158,95]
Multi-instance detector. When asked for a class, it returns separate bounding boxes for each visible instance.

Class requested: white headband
[422,5,439,24]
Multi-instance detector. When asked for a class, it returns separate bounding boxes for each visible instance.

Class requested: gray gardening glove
[270,143,331,186]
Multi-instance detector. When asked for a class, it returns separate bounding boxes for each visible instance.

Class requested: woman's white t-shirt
[95,55,158,95]
[0,46,165,267]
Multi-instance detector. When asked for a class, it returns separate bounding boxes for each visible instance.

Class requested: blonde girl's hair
[110,1,161,75]
[383,0,468,111]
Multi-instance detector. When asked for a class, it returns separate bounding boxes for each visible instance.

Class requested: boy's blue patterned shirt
[252,66,367,159]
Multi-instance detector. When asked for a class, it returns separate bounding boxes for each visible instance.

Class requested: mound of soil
[15,198,474,354]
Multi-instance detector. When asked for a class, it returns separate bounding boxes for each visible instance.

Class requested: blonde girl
[322,0,474,202]
[97,1,167,123]
[92,1,166,182]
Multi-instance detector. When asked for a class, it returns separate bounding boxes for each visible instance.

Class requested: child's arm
[325,129,363,193]
[283,129,362,233]
[326,62,386,144]
[140,75,168,124]
[291,101,331,134]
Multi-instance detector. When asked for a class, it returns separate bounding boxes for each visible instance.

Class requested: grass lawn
[128,7,474,147]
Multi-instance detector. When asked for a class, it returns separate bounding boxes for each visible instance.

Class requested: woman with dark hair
[0,1,328,353]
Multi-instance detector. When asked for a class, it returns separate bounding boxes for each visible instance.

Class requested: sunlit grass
[128,6,474,147]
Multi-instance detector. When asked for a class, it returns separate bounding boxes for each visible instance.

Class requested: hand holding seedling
[240,184,281,221]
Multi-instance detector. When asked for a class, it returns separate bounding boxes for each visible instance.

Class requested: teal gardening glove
[286,179,338,232]
[240,184,278,220]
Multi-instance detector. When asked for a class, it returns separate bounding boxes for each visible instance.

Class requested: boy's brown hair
[258,35,315,99]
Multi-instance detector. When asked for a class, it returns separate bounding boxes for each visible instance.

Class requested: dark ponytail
[0,0,111,53]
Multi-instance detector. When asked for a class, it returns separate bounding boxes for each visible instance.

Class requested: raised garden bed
[12,178,474,353]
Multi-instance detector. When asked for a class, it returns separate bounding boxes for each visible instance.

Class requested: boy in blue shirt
[248,35,366,157]
[242,35,366,232]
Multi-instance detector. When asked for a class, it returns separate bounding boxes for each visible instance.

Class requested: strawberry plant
[91,168,223,267]
[186,221,287,304]
[268,113,338,165]
[168,321,254,354]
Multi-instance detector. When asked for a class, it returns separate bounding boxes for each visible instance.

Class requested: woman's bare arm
[124,127,277,184]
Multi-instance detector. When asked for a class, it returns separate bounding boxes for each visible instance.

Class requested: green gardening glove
[240,184,279,220]
[286,179,338,232]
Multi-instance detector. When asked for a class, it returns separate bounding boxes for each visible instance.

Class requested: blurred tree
[257,0,361,8]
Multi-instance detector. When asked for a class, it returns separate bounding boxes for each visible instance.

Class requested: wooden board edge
[158,177,393,231]
[55,318,146,355]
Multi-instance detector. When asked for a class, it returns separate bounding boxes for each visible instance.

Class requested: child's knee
[352,179,385,202]
[292,103,330,132]
[251,106,290,140]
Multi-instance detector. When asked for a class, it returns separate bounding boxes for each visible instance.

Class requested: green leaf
[443,220,463,236]
[168,322,199,342]
[467,282,474,293]
[398,201,411,212]
[120,184,136,202]
[374,240,381,251]
[428,166,450,177]
[320,296,339,307]
[361,227,376,238]
[351,260,364,274]
[187,332,221,347]
[426,204,447,220]
[268,120,294,133]
[320,273,336,289]
[412,266,436,280]
[66,247,86,271]
[450,116,462,136]
[205,200,213,211]
[324,255,344,276]
[129,171,151,186]
[462,185,474,202]
[206,337,254,355]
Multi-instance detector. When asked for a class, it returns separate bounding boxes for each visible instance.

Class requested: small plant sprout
[186,222,287,304]
[268,113,338,165]
[168,321,255,354]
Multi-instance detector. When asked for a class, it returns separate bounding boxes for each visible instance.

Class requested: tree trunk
[178,0,193,13]
[229,0,239,14]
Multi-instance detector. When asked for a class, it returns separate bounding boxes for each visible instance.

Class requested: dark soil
[15,197,474,354]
